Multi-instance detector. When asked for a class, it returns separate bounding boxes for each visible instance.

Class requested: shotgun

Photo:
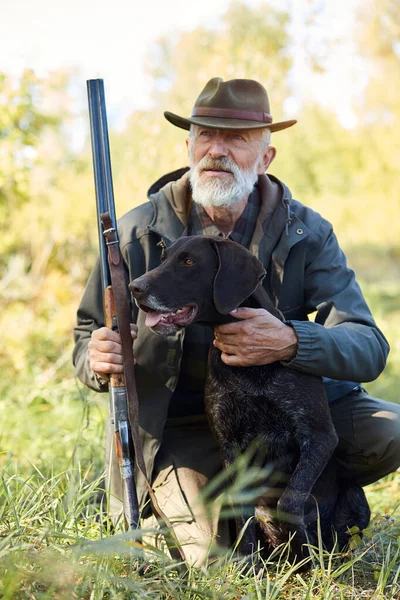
[87,78,139,531]
[87,78,188,570]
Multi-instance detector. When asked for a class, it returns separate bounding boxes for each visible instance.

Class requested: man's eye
[199,130,211,136]
[183,258,194,266]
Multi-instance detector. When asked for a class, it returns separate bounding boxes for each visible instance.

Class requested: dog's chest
[205,352,308,458]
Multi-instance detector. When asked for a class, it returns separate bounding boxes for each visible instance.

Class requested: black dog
[129,235,370,564]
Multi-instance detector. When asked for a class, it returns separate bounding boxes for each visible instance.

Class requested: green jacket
[73,169,389,506]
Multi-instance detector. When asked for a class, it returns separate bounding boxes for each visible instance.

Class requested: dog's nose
[128,278,148,298]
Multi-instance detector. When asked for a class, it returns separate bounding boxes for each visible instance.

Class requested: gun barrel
[87,79,118,293]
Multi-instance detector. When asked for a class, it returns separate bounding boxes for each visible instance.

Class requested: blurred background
[0,0,399,471]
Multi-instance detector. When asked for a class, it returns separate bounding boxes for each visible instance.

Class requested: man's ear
[212,239,266,314]
[186,136,193,167]
[258,145,276,175]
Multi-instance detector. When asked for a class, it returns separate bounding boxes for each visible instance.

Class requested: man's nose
[208,136,229,158]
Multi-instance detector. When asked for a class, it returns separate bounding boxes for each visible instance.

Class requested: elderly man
[73,78,400,565]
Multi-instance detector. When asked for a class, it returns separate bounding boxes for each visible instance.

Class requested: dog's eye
[183,258,194,266]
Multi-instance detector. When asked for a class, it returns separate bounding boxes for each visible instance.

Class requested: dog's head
[129,235,265,334]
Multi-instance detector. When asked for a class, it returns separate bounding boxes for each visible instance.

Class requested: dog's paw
[276,489,306,526]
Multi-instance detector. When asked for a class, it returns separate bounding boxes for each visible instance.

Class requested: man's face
[187,126,276,208]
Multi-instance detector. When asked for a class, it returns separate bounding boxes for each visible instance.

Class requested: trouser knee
[331,390,400,486]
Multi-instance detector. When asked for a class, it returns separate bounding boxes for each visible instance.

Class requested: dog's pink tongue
[145,311,166,327]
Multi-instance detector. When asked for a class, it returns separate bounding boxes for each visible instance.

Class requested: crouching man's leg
[330,387,400,486]
[142,416,230,567]
[105,414,230,566]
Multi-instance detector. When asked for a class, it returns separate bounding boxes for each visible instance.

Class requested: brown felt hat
[164,77,297,132]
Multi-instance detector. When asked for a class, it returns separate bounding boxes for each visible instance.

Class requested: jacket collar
[146,168,310,247]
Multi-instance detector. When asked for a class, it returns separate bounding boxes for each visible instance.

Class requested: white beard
[189,155,259,208]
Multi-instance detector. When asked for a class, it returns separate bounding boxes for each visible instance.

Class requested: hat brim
[164,111,297,133]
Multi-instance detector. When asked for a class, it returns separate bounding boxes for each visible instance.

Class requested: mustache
[190,153,259,208]
[196,156,238,175]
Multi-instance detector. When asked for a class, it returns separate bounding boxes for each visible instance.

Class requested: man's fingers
[219,351,268,367]
[220,352,249,367]
[92,362,124,375]
[214,323,255,342]
[90,348,123,370]
[89,339,122,354]
[215,322,245,336]
[213,339,240,354]
[92,325,137,342]
[92,326,121,344]
[90,324,138,377]
[215,311,266,336]
[92,350,123,365]
[89,327,123,376]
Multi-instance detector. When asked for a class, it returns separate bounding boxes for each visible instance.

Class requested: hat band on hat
[191,106,273,124]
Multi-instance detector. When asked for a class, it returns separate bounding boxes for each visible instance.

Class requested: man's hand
[213,308,298,367]
[88,324,138,379]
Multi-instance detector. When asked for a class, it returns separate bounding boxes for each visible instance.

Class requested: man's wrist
[279,323,298,362]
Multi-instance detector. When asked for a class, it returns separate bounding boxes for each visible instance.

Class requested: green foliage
[146,2,291,105]
[0,388,399,598]
[110,2,294,216]
[356,0,400,120]
[0,71,96,386]
[0,70,56,207]
[0,70,58,273]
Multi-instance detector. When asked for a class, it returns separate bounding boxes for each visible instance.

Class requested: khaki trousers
[105,389,400,565]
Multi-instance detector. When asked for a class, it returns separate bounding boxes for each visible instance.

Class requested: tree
[0,69,93,385]
[351,0,400,190]
[109,2,294,212]
[0,70,58,266]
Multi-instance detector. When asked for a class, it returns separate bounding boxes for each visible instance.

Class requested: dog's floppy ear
[212,239,266,314]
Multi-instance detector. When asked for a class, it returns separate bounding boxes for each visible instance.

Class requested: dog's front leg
[276,432,338,536]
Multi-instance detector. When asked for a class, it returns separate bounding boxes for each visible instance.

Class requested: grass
[0,274,399,598]
[0,451,398,599]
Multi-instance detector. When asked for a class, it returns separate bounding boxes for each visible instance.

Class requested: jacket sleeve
[72,257,109,392]
[285,223,389,382]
